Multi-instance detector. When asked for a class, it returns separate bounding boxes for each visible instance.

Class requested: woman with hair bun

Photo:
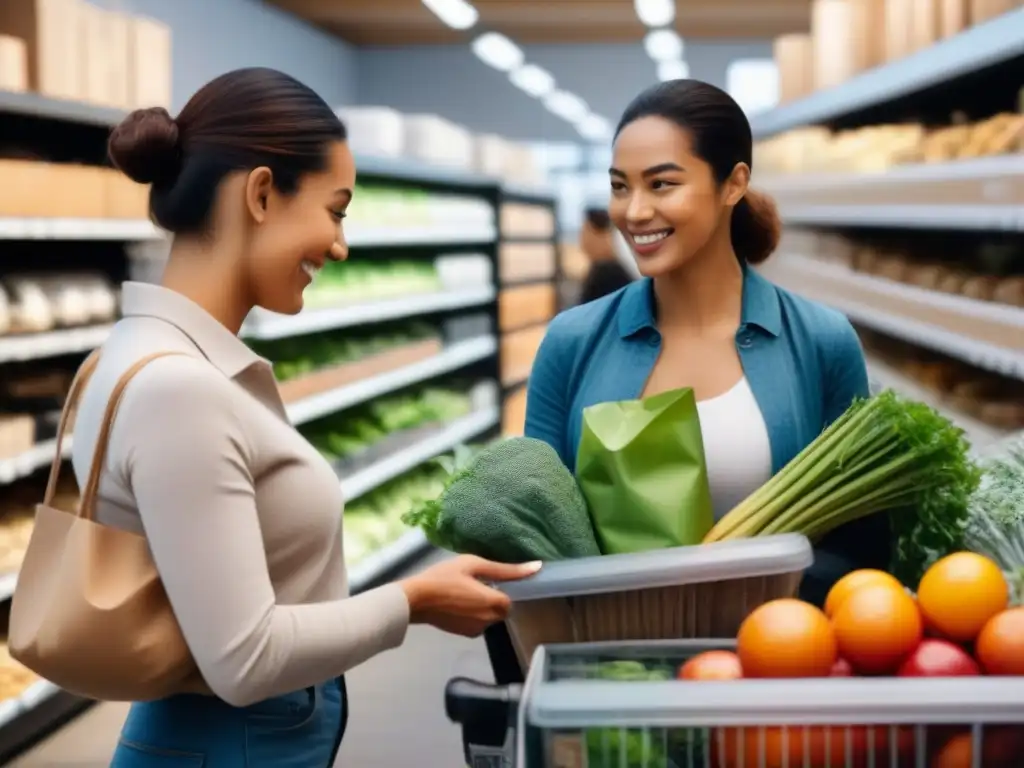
[66,67,539,766]
[525,79,891,606]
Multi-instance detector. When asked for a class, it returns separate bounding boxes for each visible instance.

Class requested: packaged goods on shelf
[755,112,1024,175]
[0,0,82,101]
[502,384,527,436]
[501,324,547,387]
[0,273,118,335]
[773,33,813,103]
[435,253,493,292]
[499,284,557,332]
[404,114,475,171]
[335,107,407,159]
[344,185,494,233]
[501,204,556,239]
[499,243,558,285]
[0,160,150,221]
[0,35,27,93]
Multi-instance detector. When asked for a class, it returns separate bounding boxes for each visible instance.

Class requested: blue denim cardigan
[524,268,892,605]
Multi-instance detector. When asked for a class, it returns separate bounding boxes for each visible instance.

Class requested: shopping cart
[513,639,1024,768]
[446,535,814,767]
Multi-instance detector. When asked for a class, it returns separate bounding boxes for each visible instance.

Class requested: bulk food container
[516,639,1024,768]
[497,534,812,670]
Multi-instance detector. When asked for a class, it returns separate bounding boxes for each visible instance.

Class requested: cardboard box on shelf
[850,0,886,70]
[0,160,108,218]
[884,0,914,60]
[773,33,814,103]
[103,170,150,219]
[811,0,858,90]
[0,35,27,93]
[0,0,83,101]
[940,0,970,36]
[499,284,557,332]
[127,14,171,110]
[910,0,941,50]
[81,3,130,109]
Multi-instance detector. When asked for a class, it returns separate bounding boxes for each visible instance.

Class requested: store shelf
[0,325,113,364]
[245,286,496,341]
[0,90,125,128]
[763,255,1024,379]
[0,681,59,730]
[340,406,499,502]
[868,358,1010,452]
[766,156,1024,231]
[348,529,429,595]
[0,218,162,241]
[750,8,1024,138]
[0,439,71,486]
[286,336,498,426]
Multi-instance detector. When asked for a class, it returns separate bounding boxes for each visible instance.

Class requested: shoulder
[771,280,863,366]
[543,282,635,352]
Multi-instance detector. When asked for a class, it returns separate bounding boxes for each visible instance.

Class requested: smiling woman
[524,78,892,611]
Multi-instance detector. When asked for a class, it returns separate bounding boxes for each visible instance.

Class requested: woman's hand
[400,556,542,638]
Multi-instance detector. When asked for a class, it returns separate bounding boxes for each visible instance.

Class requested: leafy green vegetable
[964,442,1024,602]
[704,390,980,585]
[401,437,601,562]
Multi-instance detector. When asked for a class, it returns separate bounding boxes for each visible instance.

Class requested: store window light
[421,0,479,30]
[544,90,588,122]
[657,59,689,81]
[510,63,556,97]
[471,32,524,72]
[634,0,675,27]
[577,114,613,142]
[644,29,684,62]
[726,59,780,116]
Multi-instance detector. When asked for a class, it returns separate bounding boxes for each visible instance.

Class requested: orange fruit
[736,599,836,678]
[711,725,914,768]
[918,552,1008,643]
[930,728,1024,768]
[976,607,1024,676]
[832,583,922,675]
[825,569,904,618]
[678,650,743,681]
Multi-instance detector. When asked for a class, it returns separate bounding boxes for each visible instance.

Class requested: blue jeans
[110,677,347,767]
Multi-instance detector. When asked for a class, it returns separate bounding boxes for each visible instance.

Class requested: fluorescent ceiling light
[544,90,588,122]
[644,29,684,61]
[657,59,690,81]
[509,64,555,97]
[577,114,613,142]
[421,0,479,29]
[471,32,524,72]
[634,0,675,27]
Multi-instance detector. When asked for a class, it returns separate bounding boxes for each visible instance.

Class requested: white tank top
[696,378,773,521]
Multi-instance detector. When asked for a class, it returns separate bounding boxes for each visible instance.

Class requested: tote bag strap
[42,351,190,519]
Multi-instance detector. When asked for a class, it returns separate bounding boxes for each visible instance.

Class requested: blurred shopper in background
[15,67,537,767]
[525,79,891,608]
[578,207,634,303]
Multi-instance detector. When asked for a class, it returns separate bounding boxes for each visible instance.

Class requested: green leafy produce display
[344,466,451,566]
[248,321,436,382]
[703,390,981,586]
[302,387,473,462]
[964,438,1024,603]
[401,437,602,563]
[346,184,435,227]
[303,260,441,309]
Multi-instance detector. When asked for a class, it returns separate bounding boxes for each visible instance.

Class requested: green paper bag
[576,387,714,554]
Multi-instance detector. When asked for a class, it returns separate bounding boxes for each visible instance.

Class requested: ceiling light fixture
[471,32,525,72]
[644,29,684,61]
[544,90,588,122]
[634,0,675,27]
[657,59,690,81]
[421,0,479,30]
[577,114,613,142]
[509,63,556,97]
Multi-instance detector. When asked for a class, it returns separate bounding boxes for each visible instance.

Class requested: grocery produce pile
[302,386,473,465]
[248,321,436,382]
[403,390,982,586]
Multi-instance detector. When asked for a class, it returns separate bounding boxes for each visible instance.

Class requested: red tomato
[710,724,915,768]
[830,658,854,676]
[678,650,743,681]
[897,639,981,677]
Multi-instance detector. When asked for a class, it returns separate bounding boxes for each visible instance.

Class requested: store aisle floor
[10,549,490,767]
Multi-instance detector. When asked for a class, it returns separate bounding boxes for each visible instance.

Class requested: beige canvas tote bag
[9,349,208,701]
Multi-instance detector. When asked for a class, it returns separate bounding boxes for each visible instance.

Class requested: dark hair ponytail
[731,189,781,265]
[616,79,781,264]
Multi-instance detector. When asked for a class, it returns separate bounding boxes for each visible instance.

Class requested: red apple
[830,658,854,676]
[897,639,980,677]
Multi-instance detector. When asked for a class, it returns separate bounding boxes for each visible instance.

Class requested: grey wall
[354,40,772,142]
[93,0,357,109]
